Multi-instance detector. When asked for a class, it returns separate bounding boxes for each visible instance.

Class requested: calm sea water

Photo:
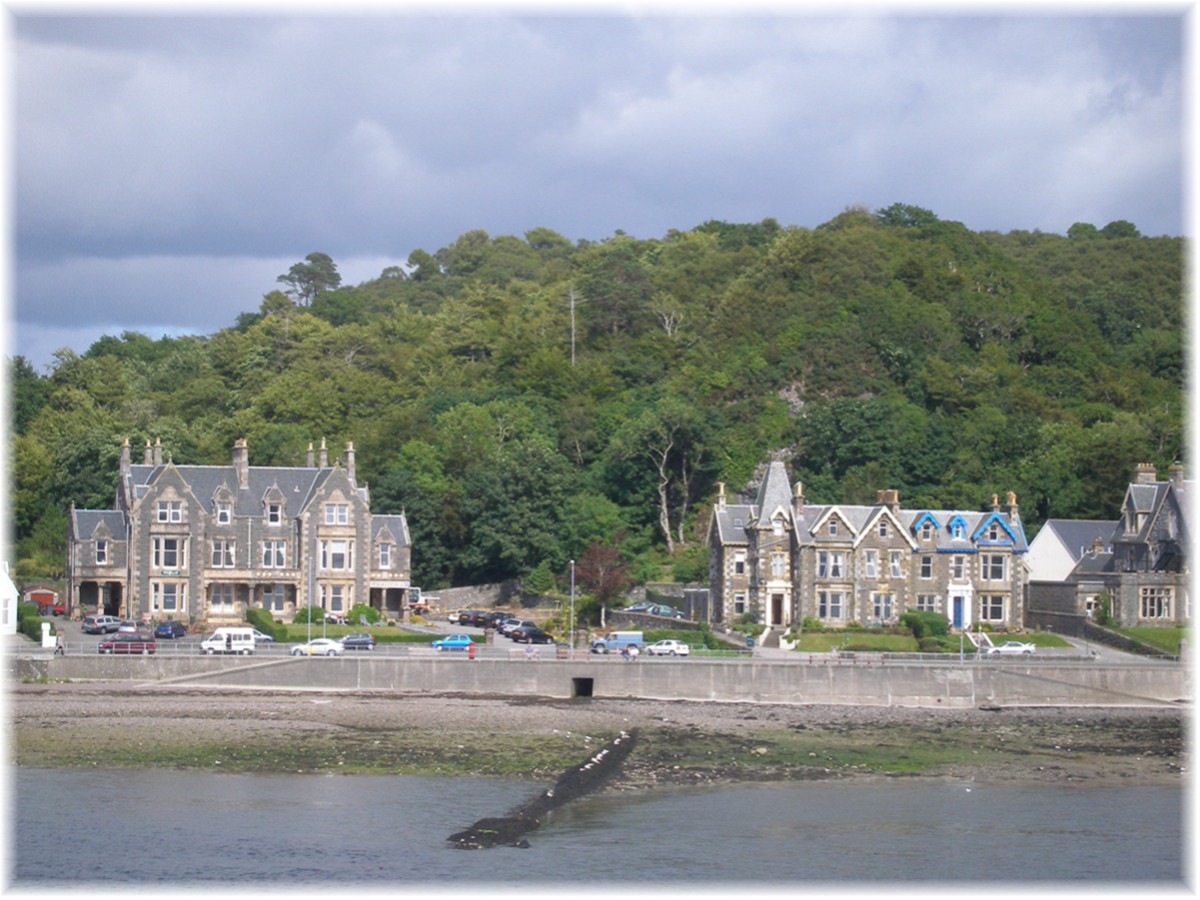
[9,768,1185,888]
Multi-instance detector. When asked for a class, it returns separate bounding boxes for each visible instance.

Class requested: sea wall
[14,654,1188,708]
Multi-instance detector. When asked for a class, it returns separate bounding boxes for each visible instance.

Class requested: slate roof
[711,465,1028,552]
[1039,519,1119,561]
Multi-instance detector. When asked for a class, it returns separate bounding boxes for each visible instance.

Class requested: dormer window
[156,501,182,523]
[216,502,232,524]
[987,523,1000,541]
[920,522,933,541]
[379,542,392,569]
[772,518,784,537]
[952,522,964,540]
[828,519,838,536]
[267,503,282,525]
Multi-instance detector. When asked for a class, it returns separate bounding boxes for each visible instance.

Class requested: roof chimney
[120,437,131,481]
[877,489,899,513]
[319,438,328,468]
[153,436,163,466]
[345,441,356,483]
[143,440,153,464]
[715,482,726,511]
[1006,490,1019,524]
[306,442,315,468]
[1169,462,1184,489]
[1134,462,1158,485]
[793,481,805,518]
[232,438,249,490]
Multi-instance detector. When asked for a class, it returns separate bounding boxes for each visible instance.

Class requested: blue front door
[952,596,963,629]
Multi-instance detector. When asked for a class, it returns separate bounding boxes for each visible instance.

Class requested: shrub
[901,610,949,640]
[292,605,325,625]
[801,616,824,632]
[245,607,285,640]
[347,603,379,625]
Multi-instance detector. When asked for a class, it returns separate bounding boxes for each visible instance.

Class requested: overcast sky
[7,3,1188,371]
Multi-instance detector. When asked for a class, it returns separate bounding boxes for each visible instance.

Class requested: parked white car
[646,639,690,656]
[291,638,344,657]
[985,640,1035,655]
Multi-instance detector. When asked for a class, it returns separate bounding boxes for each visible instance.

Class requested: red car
[98,632,157,655]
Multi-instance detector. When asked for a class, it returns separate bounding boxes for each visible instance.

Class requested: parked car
[98,632,157,655]
[986,641,1036,655]
[646,639,690,656]
[51,601,65,616]
[511,627,554,644]
[341,632,377,651]
[484,611,512,629]
[455,610,485,626]
[153,620,187,639]
[291,638,344,657]
[647,603,685,619]
[82,614,123,634]
[503,620,537,638]
[250,628,276,644]
[625,602,653,612]
[497,617,523,635]
[432,633,474,651]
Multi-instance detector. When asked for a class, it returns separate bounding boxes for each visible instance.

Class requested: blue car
[432,633,474,651]
[154,620,187,639]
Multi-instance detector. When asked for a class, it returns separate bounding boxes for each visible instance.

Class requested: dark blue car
[153,620,187,639]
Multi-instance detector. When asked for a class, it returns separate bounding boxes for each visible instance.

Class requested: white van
[200,627,256,655]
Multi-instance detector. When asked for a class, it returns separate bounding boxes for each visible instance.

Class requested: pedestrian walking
[54,629,65,656]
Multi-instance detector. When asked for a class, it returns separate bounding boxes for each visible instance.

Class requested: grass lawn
[1112,626,1185,655]
[792,630,1074,654]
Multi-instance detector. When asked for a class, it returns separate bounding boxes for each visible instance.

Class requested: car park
[82,615,123,634]
[98,632,157,655]
[432,633,474,651]
[341,632,376,651]
[497,617,523,635]
[291,638,344,657]
[985,641,1036,655]
[153,620,187,639]
[646,639,690,656]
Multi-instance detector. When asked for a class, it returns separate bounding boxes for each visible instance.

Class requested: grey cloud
[10,11,1185,368]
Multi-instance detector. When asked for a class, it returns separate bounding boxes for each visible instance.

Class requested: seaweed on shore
[448,729,638,849]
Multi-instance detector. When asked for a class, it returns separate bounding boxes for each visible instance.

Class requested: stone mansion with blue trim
[708,460,1029,632]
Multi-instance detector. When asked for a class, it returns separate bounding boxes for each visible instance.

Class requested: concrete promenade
[12,650,1189,709]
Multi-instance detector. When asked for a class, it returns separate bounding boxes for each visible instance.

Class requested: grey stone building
[1028,462,1190,631]
[66,437,412,626]
[708,459,1029,632]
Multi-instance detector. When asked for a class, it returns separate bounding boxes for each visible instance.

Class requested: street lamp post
[569,559,576,655]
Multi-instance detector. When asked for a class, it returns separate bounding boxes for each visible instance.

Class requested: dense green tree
[277,252,342,306]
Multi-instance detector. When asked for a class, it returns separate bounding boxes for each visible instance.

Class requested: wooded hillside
[11,204,1185,591]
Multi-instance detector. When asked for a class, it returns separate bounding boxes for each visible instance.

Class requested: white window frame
[982,554,1006,581]
[216,502,233,524]
[379,542,392,569]
[951,556,966,580]
[980,594,1006,622]
[920,556,933,579]
[156,500,182,523]
[321,539,352,571]
[262,540,286,568]
[817,590,844,619]
[1140,586,1173,619]
[152,537,184,570]
[864,550,877,579]
[152,581,185,613]
[872,592,894,621]
[210,583,236,613]
[211,539,235,568]
[916,594,938,612]
[889,551,902,578]
[325,503,350,525]
[770,552,786,578]
[266,503,283,525]
[95,540,108,565]
[734,551,746,575]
